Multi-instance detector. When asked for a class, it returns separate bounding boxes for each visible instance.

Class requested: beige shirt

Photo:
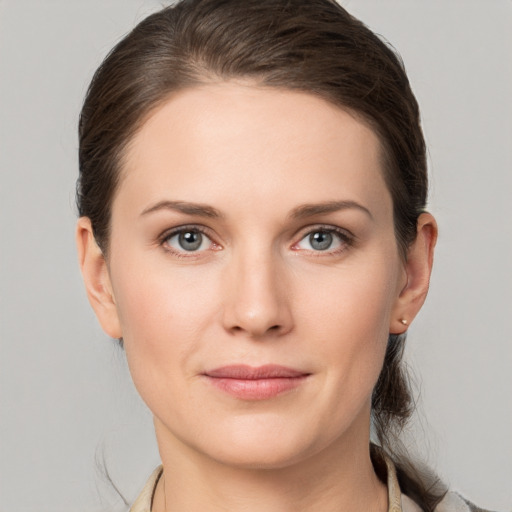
[129,460,472,512]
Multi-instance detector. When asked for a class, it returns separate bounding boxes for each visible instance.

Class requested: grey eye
[166,229,210,252]
[308,231,333,251]
[178,231,203,251]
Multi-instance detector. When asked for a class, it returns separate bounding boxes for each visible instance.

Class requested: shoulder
[436,492,497,512]
[403,491,497,512]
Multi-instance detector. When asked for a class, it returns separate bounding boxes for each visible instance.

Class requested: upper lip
[204,364,309,379]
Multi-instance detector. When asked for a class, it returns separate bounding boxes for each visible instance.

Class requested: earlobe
[76,217,122,339]
[390,213,438,334]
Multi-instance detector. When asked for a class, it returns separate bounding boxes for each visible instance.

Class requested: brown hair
[77,0,445,508]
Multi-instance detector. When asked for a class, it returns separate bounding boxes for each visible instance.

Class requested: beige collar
[384,454,404,512]
[130,466,162,512]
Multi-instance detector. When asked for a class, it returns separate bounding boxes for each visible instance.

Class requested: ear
[390,212,438,334]
[76,217,122,339]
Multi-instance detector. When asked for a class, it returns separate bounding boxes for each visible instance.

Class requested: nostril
[229,324,282,336]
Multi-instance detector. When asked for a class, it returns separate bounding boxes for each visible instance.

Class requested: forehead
[116,82,391,220]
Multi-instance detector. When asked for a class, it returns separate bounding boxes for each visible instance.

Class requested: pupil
[179,231,202,251]
[310,231,332,251]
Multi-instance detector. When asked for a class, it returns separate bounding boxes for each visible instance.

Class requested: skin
[77,83,437,511]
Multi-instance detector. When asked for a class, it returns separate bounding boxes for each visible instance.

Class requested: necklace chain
[163,473,167,511]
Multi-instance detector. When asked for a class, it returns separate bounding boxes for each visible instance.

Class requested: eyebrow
[140,200,222,218]
[289,200,373,220]
[140,199,372,221]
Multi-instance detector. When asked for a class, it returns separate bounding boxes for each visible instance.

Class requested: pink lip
[203,365,310,400]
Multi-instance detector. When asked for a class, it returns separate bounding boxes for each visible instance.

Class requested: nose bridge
[223,241,292,337]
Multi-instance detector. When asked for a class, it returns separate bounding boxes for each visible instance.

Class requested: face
[102,83,408,468]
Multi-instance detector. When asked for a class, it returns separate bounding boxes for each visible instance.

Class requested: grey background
[0,1,511,511]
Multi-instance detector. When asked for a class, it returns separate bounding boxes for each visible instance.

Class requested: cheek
[293,255,399,395]
[112,245,217,336]
[109,255,220,403]
[296,255,399,343]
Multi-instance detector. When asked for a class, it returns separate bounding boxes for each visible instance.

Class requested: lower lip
[205,376,308,400]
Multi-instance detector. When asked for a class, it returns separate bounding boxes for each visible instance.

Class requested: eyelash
[157,224,355,258]
[292,225,355,256]
[158,225,219,258]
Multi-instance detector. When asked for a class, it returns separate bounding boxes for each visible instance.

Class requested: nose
[221,249,294,339]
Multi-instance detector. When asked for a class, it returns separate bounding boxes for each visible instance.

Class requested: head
[77,0,439,507]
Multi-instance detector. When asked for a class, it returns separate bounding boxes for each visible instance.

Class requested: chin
[209,443,309,470]
[192,418,323,470]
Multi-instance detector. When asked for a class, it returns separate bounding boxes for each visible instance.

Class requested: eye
[163,228,213,253]
[294,228,350,253]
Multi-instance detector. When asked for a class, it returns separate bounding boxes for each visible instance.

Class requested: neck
[152,417,388,512]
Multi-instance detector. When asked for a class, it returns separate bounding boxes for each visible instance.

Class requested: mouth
[202,364,311,400]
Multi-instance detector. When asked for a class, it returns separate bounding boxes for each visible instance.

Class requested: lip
[203,364,310,400]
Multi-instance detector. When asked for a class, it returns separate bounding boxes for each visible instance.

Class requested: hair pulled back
[77,0,444,508]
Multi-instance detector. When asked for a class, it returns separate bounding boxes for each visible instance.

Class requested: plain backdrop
[0,1,511,511]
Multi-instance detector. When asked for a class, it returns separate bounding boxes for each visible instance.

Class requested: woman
[76,1,490,510]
